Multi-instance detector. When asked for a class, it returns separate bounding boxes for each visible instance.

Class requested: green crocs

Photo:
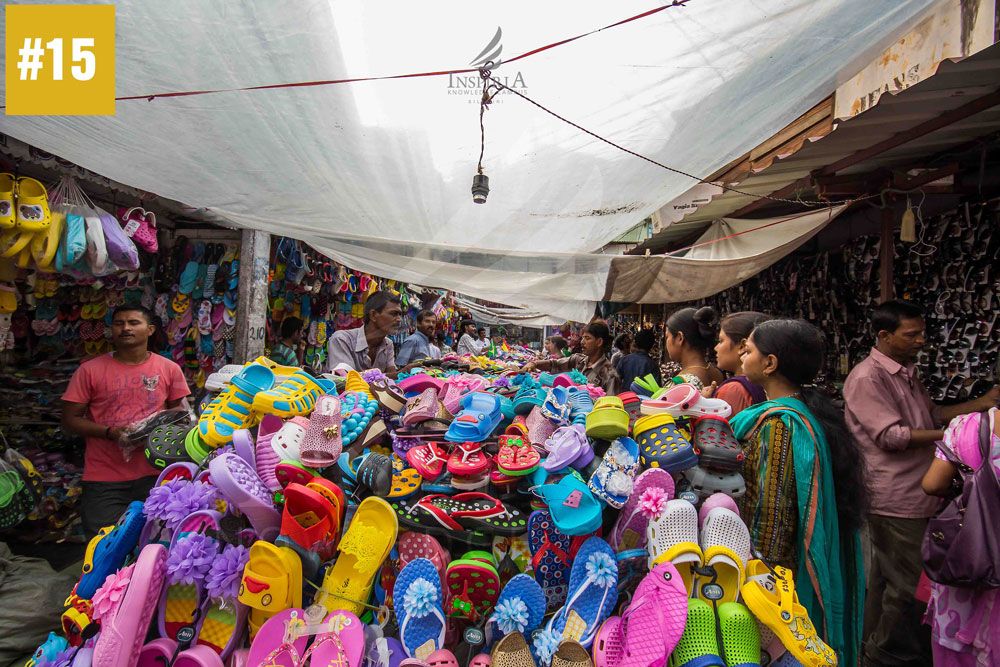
[669,598,724,667]
[184,427,214,464]
[461,550,498,567]
[718,602,762,667]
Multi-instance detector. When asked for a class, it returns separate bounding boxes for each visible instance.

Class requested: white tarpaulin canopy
[601,205,847,304]
[0,1,939,320]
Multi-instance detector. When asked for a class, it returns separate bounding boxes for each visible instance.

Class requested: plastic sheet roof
[0,0,941,320]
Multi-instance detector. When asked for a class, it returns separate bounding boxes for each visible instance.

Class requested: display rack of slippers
[155,234,242,388]
[0,173,172,541]
[699,199,999,400]
[266,237,466,371]
[24,352,848,667]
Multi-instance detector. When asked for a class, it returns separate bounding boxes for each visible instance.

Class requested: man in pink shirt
[843,300,999,667]
[62,305,190,538]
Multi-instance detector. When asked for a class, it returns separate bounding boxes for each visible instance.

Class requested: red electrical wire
[107,1,689,102]
[662,207,842,257]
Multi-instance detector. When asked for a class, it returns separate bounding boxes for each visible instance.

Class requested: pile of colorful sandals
[32,357,837,667]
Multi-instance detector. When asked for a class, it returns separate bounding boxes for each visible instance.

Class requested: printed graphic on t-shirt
[99,373,166,426]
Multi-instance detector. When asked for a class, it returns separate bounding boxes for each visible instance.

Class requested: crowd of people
[54,291,1000,666]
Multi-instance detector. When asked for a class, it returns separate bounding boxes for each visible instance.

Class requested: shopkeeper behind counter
[325,289,417,376]
[515,320,621,394]
[62,305,191,539]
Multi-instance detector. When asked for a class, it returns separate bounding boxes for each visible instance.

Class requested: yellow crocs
[741,561,837,666]
[252,356,301,381]
[316,497,397,616]
[0,227,34,259]
[238,541,303,639]
[0,174,14,229]
[31,211,64,270]
[15,177,51,232]
[252,370,334,418]
[344,370,374,399]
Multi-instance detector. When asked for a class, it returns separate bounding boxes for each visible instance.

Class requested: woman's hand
[701,381,717,398]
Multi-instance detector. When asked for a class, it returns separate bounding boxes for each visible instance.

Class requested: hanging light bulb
[471,173,490,204]
[900,196,916,243]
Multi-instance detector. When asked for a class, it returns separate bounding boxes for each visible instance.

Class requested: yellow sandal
[741,560,837,666]
[15,176,51,232]
[316,497,397,616]
[0,174,14,229]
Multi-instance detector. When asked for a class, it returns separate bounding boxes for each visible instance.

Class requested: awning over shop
[0,0,939,320]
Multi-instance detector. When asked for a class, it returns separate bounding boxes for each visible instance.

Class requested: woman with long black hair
[732,319,868,666]
[711,311,770,415]
[664,306,725,390]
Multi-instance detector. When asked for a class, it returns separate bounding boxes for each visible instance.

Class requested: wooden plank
[707,97,834,184]
[735,89,1000,217]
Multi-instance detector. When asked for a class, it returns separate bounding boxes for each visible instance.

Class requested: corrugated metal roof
[637,42,1000,249]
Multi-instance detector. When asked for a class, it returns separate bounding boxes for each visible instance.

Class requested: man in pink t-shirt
[62,305,190,538]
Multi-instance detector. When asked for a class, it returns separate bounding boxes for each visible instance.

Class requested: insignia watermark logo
[448,27,526,102]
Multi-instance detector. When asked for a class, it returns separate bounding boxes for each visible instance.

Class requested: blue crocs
[445,392,502,443]
[76,500,146,599]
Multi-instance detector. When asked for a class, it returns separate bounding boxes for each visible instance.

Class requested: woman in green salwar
[731,319,868,666]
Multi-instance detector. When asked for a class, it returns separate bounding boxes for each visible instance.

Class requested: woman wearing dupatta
[731,319,869,666]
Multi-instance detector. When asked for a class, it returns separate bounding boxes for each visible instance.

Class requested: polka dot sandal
[633,414,698,473]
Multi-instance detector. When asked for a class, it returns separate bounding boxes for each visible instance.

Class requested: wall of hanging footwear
[156,233,242,387]
[0,174,245,540]
[266,237,468,368]
[694,198,1000,401]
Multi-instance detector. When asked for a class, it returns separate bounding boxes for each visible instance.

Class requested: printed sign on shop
[834,0,996,120]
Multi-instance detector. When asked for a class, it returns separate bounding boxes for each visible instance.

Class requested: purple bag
[922,411,1000,588]
[98,208,140,270]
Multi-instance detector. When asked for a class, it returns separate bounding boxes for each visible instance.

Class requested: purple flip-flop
[232,429,256,468]
[209,453,280,540]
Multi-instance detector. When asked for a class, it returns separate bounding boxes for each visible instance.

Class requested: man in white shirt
[456,320,480,356]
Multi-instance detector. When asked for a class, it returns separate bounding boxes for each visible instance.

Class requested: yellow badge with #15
[5,4,115,115]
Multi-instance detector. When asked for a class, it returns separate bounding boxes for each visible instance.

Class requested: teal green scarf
[731,397,864,667]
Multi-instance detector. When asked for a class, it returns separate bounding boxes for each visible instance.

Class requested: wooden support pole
[880,208,895,303]
[234,229,271,363]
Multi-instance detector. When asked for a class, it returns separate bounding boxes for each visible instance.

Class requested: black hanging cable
[471,65,502,203]
[478,69,879,209]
